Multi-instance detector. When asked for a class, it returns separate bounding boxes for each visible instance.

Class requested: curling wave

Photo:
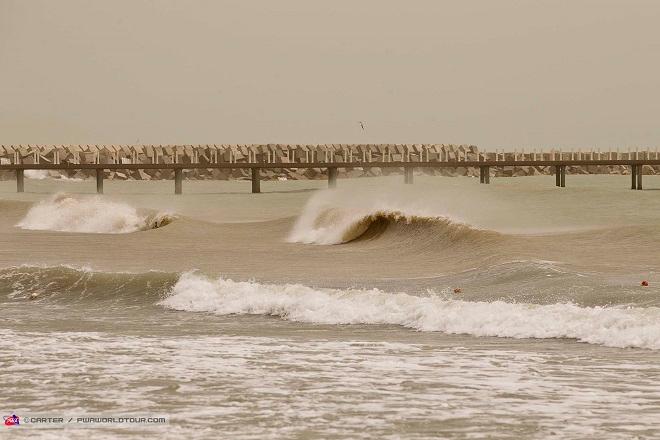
[16,193,176,234]
[161,272,660,350]
[288,207,495,245]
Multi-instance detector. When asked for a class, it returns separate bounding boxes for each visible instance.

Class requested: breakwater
[1,144,659,180]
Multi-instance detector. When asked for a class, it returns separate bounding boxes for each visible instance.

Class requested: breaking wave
[16,193,176,233]
[161,272,660,350]
[4,266,659,350]
[287,188,500,245]
[289,207,495,245]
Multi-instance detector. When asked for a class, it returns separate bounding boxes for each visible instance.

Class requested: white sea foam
[161,272,660,350]
[16,193,175,233]
[24,169,84,180]
[24,169,50,180]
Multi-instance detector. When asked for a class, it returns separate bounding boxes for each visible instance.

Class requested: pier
[1,159,658,194]
[1,144,658,193]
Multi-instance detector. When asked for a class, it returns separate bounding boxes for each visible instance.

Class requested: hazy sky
[1,0,659,149]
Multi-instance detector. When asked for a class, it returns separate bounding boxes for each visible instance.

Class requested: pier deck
[1,159,657,193]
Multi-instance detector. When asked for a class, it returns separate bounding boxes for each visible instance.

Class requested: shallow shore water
[2,174,660,439]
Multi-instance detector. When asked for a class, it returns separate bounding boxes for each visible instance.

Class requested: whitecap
[161,272,660,350]
[16,193,175,234]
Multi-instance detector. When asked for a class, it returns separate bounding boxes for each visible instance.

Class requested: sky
[1,0,659,149]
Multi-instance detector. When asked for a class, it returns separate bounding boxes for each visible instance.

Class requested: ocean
[2,174,660,439]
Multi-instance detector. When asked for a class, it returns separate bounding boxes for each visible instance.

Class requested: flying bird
[359,121,365,131]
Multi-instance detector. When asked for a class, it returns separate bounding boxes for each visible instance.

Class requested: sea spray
[16,193,175,233]
[24,169,84,180]
[161,272,660,350]
[287,189,489,244]
[287,188,476,244]
[24,170,50,180]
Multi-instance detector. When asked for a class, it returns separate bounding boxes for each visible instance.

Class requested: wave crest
[5,266,659,350]
[16,194,176,234]
[290,207,494,245]
[161,272,660,350]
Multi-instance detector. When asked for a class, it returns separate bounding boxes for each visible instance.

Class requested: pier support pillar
[96,169,103,194]
[560,166,566,187]
[328,167,337,188]
[637,165,643,190]
[631,165,637,190]
[175,169,182,195]
[555,166,561,187]
[251,167,260,193]
[404,167,414,184]
[16,169,24,193]
[480,167,491,184]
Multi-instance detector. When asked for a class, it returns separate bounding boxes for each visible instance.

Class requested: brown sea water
[2,174,660,439]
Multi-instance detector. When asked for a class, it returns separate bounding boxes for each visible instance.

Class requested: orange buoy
[641,280,649,287]
[453,288,462,294]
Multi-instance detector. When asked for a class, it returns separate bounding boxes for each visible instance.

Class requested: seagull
[359,121,365,131]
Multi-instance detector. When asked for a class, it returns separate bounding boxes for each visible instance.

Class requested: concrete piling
[96,169,104,194]
[555,166,561,187]
[560,165,566,187]
[175,169,182,195]
[484,166,490,184]
[16,169,24,193]
[479,166,491,184]
[251,167,260,193]
[631,165,637,190]
[328,167,337,188]
[637,165,643,190]
[404,167,414,184]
